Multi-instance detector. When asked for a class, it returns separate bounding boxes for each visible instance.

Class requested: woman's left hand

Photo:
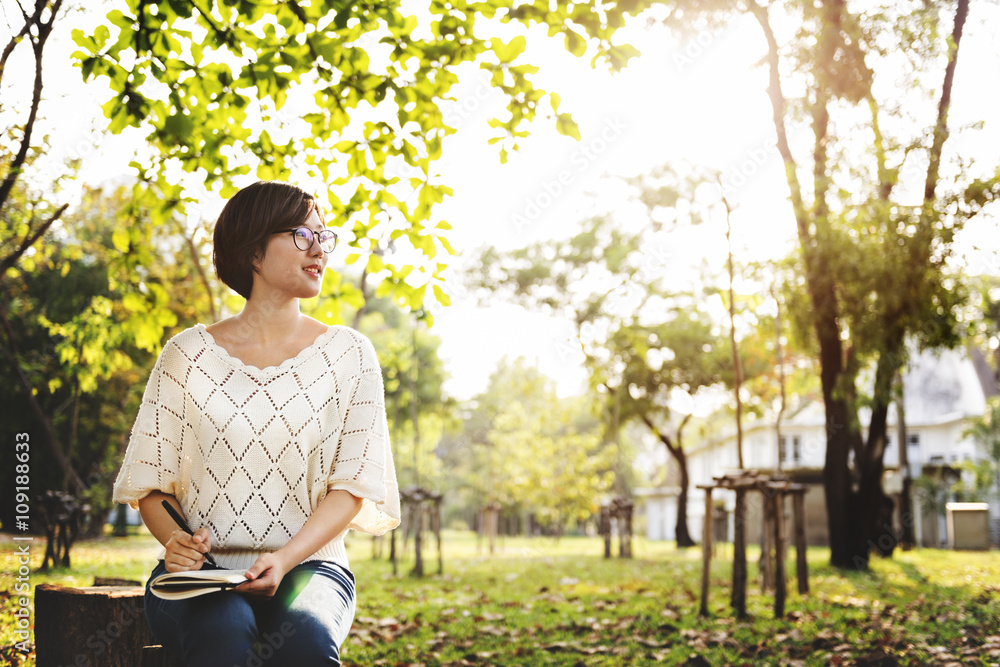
[236,552,289,598]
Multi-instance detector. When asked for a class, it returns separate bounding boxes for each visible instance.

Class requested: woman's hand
[163,527,212,573]
[236,552,289,599]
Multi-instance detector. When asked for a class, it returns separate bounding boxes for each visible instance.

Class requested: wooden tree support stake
[731,488,748,618]
[697,472,811,620]
[792,486,810,594]
[699,485,714,617]
[770,487,787,618]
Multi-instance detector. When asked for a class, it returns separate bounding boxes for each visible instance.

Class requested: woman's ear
[250,248,264,274]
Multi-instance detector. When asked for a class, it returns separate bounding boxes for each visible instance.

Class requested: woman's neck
[233,292,303,345]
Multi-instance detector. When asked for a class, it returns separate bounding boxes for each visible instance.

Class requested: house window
[780,435,801,466]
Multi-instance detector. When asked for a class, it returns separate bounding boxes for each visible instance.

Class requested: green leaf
[490,35,527,62]
[608,44,641,71]
[556,113,581,141]
[112,227,130,253]
[432,284,451,307]
[564,30,587,57]
[122,292,147,313]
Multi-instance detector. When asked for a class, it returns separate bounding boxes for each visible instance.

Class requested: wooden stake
[793,488,809,594]
[761,488,774,591]
[772,490,787,618]
[732,488,748,618]
[699,486,714,617]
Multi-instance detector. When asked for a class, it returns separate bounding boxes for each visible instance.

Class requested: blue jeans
[143,559,356,667]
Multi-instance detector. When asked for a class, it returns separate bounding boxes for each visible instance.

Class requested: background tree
[454,358,614,537]
[0,182,215,533]
[353,298,456,491]
[473,178,755,546]
[598,309,731,546]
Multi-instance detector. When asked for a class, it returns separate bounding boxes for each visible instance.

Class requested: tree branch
[639,413,680,459]
[178,222,217,322]
[746,0,809,245]
[923,0,969,205]
[0,0,62,210]
[867,94,894,201]
[0,17,31,86]
[0,203,68,276]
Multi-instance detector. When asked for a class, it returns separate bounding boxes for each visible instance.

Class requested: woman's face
[251,209,329,301]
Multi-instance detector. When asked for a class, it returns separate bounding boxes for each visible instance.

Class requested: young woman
[112,181,400,666]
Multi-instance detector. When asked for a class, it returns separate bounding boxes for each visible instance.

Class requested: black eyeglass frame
[273,226,339,253]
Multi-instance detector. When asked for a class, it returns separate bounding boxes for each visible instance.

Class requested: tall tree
[746,0,985,569]
[0,0,76,493]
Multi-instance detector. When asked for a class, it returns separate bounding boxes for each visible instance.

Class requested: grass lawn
[2,529,999,666]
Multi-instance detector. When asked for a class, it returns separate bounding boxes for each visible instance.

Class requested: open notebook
[149,569,248,600]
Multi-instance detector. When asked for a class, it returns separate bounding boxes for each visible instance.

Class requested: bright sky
[6,2,1000,401]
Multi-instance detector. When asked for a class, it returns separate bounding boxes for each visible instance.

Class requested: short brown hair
[213,181,325,299]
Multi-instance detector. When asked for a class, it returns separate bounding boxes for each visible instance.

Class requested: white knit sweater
[112,324,400,572]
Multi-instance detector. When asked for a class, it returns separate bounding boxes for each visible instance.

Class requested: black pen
[161,499,218,568]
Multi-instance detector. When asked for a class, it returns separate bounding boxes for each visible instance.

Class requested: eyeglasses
[274,227,338,254]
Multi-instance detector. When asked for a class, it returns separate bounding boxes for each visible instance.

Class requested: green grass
[2,530,999,666]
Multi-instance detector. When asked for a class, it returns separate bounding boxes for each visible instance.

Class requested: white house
[638,347,998,548]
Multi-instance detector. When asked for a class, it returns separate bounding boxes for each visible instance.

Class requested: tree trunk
[642,414,695,548]
[896,372,915,550]
[822,384,865,569]
[675,448,695,547]
[864,350,899,558]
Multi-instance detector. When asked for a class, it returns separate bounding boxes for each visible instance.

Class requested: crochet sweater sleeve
[325,332,400,535]
[112,339,186,510]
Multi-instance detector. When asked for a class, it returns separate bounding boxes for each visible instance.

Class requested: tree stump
[35,584,156,667]
[141,645,183,667]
